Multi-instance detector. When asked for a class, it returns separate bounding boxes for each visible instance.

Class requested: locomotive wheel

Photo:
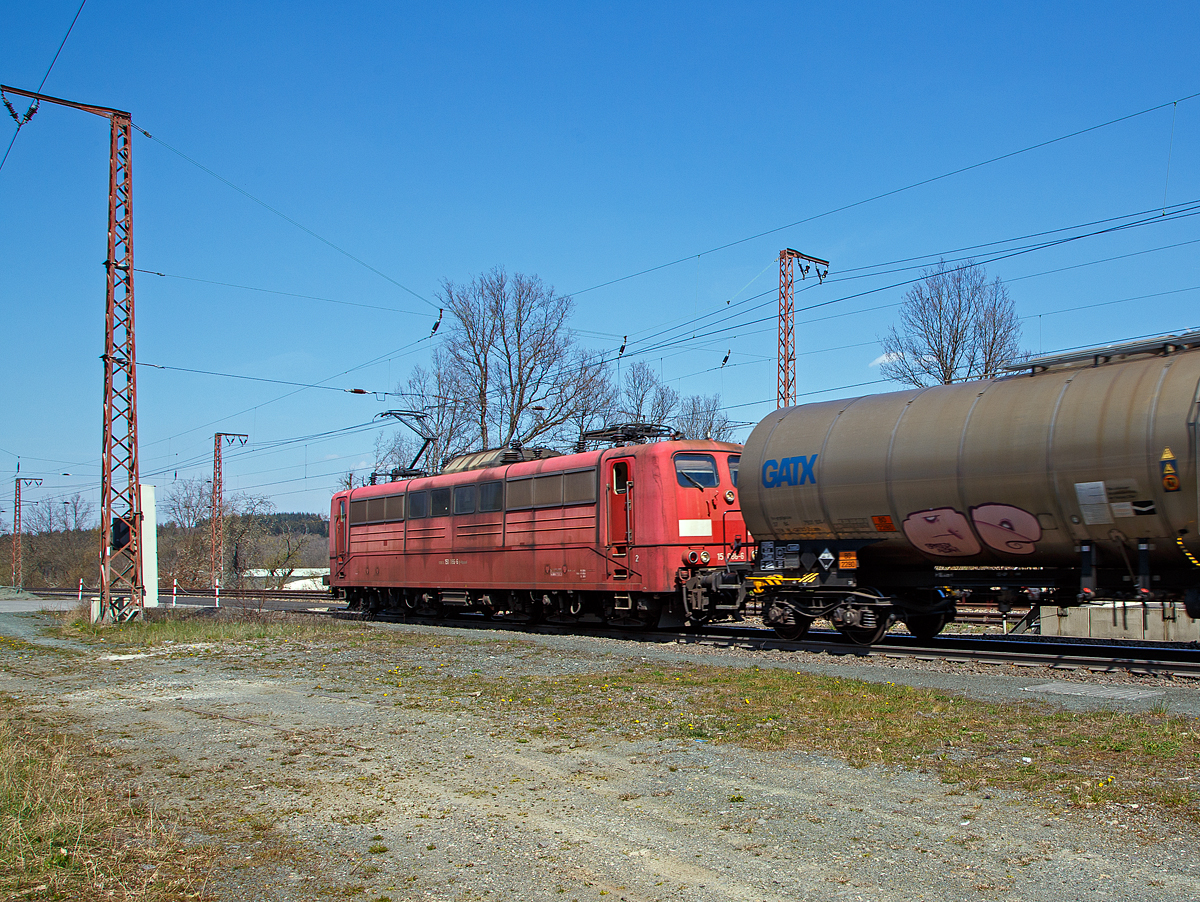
[905,613,947,642]
[772,618,811,641]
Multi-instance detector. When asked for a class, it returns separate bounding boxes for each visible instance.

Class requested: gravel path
[2,610,1198,901]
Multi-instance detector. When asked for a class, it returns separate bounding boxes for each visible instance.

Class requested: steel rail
[18,587,1196,677]
[332,609,1200,679]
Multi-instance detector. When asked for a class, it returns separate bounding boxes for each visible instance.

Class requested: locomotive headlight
[684,550,700,566]
[724,490,735,504]
[699,551,710,564]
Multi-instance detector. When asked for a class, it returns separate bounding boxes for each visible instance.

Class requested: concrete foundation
[1042,601,1200,642]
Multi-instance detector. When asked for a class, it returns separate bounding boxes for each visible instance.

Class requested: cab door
[606,458,634,557]
[335,498,348,562]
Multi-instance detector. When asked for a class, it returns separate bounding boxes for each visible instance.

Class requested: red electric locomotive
[329,434,749,626]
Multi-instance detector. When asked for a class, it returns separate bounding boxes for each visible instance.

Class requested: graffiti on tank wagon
[901,507,980,556]
[969,503,1042,554]
[901,503,1042,557]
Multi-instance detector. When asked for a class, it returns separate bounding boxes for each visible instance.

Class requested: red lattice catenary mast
[777,249,830,409]
[2,85,142,620]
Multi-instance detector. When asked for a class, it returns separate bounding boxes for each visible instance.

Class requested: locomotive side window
[613,462,629,494]
[727,455,740,487]
[479,481,504,512]
[507,477,533,509]
[674,453,719,488]
[453,485,476,515]
[384,494,405,521]
[408,491,428,519]
[349,499,368,524]
[564,469,597,504]
[431,488,451,516]
[366,497,386,523]
[533,474,564,507]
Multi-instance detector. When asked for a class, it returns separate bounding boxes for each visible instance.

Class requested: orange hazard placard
[872,515,896,532]
[838,551,858,570]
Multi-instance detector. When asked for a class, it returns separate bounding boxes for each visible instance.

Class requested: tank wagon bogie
[330,439,749,627]
[740,332,1200,643]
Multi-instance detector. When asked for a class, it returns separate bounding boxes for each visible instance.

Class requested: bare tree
[440,270,502,449]
[336,471,371,492]
[619,360,679,424]
[23,501,59,535]
[879,259,1022,387]
[674,394,736,441]
[163,477,210,529]
[62,493,94,531]
[434,267,610,453]
[224,492,274,589]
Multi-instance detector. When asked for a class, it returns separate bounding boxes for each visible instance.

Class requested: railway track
[335,609,1200,679]
[21,587,1029,623]
[18,587,1197,678]
[24,586,333,609]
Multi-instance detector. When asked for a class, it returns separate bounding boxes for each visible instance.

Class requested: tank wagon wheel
[835,622,888,646]
[904,613,948,642]
[772,618,811,642]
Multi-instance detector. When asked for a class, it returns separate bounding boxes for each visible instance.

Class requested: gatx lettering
[761,454,818,488]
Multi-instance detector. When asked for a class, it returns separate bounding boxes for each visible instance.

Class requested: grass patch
[0,693,216,900]
[52,608,371,649]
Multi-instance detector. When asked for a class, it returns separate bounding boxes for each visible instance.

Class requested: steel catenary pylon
[1,85,143,620]
[777,249,830,409]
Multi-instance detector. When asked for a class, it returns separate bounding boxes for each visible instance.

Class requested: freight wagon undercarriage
[750,538,1200,644]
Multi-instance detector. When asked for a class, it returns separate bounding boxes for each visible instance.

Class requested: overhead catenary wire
[0,0,87,172]
[134,269,435,318]
[142,219,1200,492]
[568,89,1200,298]
[715,323,1200,419]
[613,231,1200,365]
[33,96,1198,505]
[587,199,1200,373]
[139,360,403,398]
[609,201,1200,364]
[129,125,440,312]
[124,173,1200,468]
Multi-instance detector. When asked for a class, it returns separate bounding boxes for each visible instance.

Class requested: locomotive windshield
[674,453,720,488]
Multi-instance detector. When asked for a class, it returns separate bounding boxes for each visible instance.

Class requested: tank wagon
[329,433,747,626]
[740,332,1200,643]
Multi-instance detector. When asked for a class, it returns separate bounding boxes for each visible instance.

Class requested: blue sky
[2,1,1197,520]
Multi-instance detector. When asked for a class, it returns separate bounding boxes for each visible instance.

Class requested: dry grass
[0,693,217,901]
[52,608,370,650]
